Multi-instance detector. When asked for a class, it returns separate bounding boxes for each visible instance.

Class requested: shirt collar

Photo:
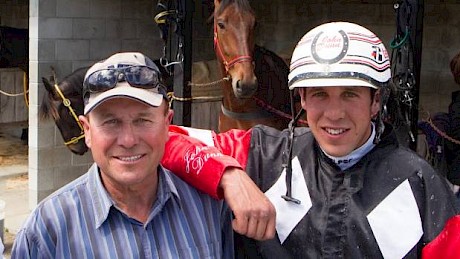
[87,163,181,228]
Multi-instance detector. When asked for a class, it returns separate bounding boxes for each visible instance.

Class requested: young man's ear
[371,89,381,118]
[299,88,307,108]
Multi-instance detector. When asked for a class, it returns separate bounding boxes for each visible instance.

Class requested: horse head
[213,0,257,99]
[40,67,89,155]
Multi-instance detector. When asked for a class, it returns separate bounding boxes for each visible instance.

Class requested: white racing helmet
[288,22,391,90]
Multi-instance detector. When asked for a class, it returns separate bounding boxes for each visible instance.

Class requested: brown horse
[41,67,89,155]
[213,0,292,132]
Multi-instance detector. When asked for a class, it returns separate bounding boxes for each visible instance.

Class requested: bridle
[53,83,85,146]
[214,23,262,120]
[213,24,253,74]
[214,24,303,122]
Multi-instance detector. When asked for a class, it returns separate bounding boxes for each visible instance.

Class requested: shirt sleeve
[11,228,41,259]
[0,237,4,258]
[163,125,252,199]
[422,215,460,258]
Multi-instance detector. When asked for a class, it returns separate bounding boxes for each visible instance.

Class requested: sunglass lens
[125,66,159,88]
[87,70,118,92]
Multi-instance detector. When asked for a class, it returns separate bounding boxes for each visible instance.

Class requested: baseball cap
[83,52,168,114]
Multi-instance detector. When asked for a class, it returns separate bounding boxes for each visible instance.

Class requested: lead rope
[420,111,460,145]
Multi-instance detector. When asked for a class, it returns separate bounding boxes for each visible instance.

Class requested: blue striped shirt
[12,163,233,259]
[0,237,4,257]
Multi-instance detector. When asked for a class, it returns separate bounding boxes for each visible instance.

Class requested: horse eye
[217,21,225,30]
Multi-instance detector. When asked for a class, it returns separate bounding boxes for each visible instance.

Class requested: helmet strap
[281,90,305,204]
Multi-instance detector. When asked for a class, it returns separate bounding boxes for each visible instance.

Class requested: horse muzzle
[232,76,258,99]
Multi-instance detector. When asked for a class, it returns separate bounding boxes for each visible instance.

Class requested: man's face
[300,86,380,157]
[80,98,173,189]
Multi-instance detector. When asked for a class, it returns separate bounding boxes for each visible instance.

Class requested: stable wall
[0,0,29,127]
[0,0,28,28]
[29,0,165,205]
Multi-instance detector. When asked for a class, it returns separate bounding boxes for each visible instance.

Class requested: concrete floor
[0,167,29,232]
[0,166,29,258]
[0,129,29,258]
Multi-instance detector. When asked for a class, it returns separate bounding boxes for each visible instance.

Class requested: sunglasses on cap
[83,66,162,95]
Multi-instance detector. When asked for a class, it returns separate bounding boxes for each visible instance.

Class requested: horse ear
[42,77,59,99]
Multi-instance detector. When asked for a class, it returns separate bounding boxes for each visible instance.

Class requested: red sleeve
[422,215,460,258]
[163,125,252,199]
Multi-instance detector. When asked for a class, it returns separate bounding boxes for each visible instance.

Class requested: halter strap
[214,25,253,73]
[53,83,85,146]
[221,104,272,120]
[64,134,85,146]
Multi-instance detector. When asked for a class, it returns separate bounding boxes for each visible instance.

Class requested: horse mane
[215,0,253,15]
[253,44,291,114]
[40,82,57,120]
[40,67,88,120]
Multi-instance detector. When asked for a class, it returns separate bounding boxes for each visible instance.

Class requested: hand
[219,168,276,240]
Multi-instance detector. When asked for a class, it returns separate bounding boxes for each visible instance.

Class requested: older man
[12,52,275,258]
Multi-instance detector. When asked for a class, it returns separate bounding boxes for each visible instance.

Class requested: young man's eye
[344,91,358,97]
[311,91,326,97]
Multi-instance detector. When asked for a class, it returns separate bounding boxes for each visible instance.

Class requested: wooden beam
[410,0,424,151]
[172,0,194,126]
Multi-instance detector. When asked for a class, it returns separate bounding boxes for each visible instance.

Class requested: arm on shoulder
[164,125,276,240]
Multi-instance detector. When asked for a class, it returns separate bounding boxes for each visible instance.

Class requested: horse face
[214,0,258,99]
[41,73,88,155]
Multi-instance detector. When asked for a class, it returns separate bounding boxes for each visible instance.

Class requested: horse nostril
[236,80,243,91]
[234,80,247,97]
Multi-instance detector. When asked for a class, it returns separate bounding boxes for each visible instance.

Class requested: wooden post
[172,0,194,126]
[410,0,424,151]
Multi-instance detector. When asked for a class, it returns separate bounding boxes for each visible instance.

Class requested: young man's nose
[324,99,346,120]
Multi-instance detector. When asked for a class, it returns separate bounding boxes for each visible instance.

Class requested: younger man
[163,22,459,258]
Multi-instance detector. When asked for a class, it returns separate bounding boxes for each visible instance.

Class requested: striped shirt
[0,237,4,258]
[12,163,233,259]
